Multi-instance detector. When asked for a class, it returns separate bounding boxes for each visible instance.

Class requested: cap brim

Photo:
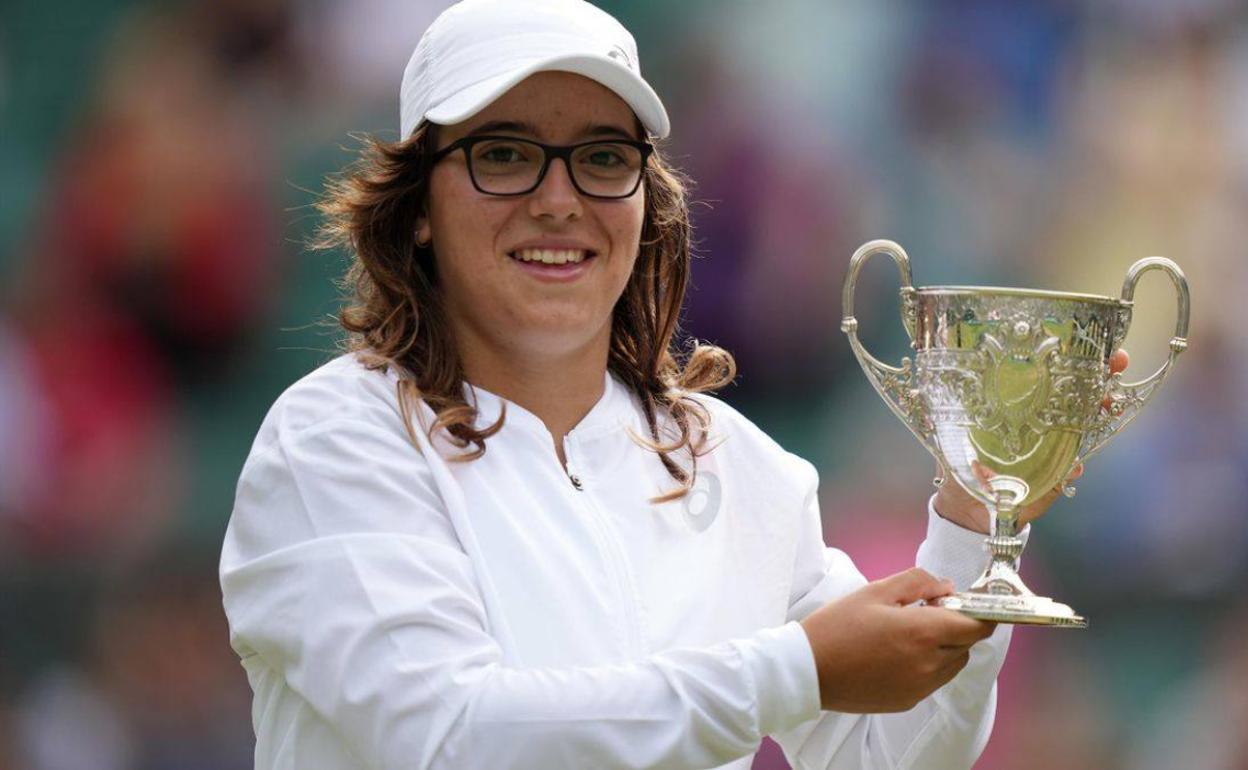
[423,53,670,139]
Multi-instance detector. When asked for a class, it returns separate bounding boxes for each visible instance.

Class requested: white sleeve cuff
[736,620,822,736]
[916,494,1031,592]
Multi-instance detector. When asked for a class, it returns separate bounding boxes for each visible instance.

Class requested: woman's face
[418,71,646,365]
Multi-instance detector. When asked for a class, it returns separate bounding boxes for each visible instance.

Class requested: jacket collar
[463,369,635,440]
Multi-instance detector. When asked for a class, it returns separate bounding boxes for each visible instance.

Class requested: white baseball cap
[400,0,670,141]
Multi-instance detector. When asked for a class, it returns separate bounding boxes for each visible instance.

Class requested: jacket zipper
[562,436,645,657]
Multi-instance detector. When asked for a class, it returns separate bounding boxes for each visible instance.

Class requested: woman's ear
[415,217,432,249]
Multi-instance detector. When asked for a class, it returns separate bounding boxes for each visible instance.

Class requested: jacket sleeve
[219,416,823,770]
[770,462,1018,770]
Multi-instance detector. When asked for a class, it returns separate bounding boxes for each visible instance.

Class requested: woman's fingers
[933,649,973,689]
[1102,348,1131,410]
[1109,348,1129,374]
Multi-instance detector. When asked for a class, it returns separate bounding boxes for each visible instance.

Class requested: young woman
[220,1,1121,768]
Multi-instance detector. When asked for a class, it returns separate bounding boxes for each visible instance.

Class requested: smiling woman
[316,70,725,485]
[220,1,1029,769]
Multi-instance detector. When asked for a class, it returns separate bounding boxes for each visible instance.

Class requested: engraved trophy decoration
[841,240,1190,627]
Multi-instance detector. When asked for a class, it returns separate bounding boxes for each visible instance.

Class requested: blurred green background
[2,1,1246,768]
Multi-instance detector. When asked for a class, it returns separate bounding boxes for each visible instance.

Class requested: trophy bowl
[841,240,1190,627]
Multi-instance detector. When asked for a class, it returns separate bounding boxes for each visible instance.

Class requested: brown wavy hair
[315,121,734,501]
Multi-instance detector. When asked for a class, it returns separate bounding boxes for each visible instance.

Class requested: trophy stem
[990,491,1022,573]
[971,488,1029,597]
[935,482,1088,627]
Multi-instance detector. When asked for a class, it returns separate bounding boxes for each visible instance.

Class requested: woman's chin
[503,316,611,359]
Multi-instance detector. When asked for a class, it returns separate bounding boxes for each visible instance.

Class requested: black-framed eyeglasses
[429,135,654,199]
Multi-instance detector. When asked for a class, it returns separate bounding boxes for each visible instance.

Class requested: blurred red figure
[2,0,298,559]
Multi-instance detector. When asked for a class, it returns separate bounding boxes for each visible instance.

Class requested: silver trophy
[841,240,1190,627]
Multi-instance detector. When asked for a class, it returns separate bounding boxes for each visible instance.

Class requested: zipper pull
[563,436,584,491]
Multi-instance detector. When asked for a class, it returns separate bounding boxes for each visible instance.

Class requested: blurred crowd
[2,1,1246,768]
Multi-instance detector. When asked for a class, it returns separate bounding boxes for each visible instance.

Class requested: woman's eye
[586,149,624,166]
[481,146,524,163]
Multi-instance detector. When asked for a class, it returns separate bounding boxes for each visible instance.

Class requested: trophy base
[934,592,1087,628]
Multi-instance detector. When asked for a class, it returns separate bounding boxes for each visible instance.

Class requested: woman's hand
[932,349,1130,534]
[799,568,996,713]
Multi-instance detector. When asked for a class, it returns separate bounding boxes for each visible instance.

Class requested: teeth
[513,248,589,264]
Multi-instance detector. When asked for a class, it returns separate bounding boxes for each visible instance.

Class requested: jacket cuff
[737,620,822,736]
[918,494,1031,591]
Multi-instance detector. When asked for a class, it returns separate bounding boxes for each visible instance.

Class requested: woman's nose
[527,157,584,221]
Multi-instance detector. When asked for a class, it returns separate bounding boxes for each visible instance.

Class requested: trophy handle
[841,240,941,470]
[1079,257,1190,464]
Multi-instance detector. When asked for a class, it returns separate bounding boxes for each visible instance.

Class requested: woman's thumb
[871,567,955,606]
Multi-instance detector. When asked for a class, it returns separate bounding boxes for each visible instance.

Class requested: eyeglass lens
[468,139,643,197]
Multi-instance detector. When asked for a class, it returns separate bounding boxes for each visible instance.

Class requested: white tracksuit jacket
[220,352,1015,769]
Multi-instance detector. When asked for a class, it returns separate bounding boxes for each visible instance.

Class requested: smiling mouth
[507,248,597,265]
